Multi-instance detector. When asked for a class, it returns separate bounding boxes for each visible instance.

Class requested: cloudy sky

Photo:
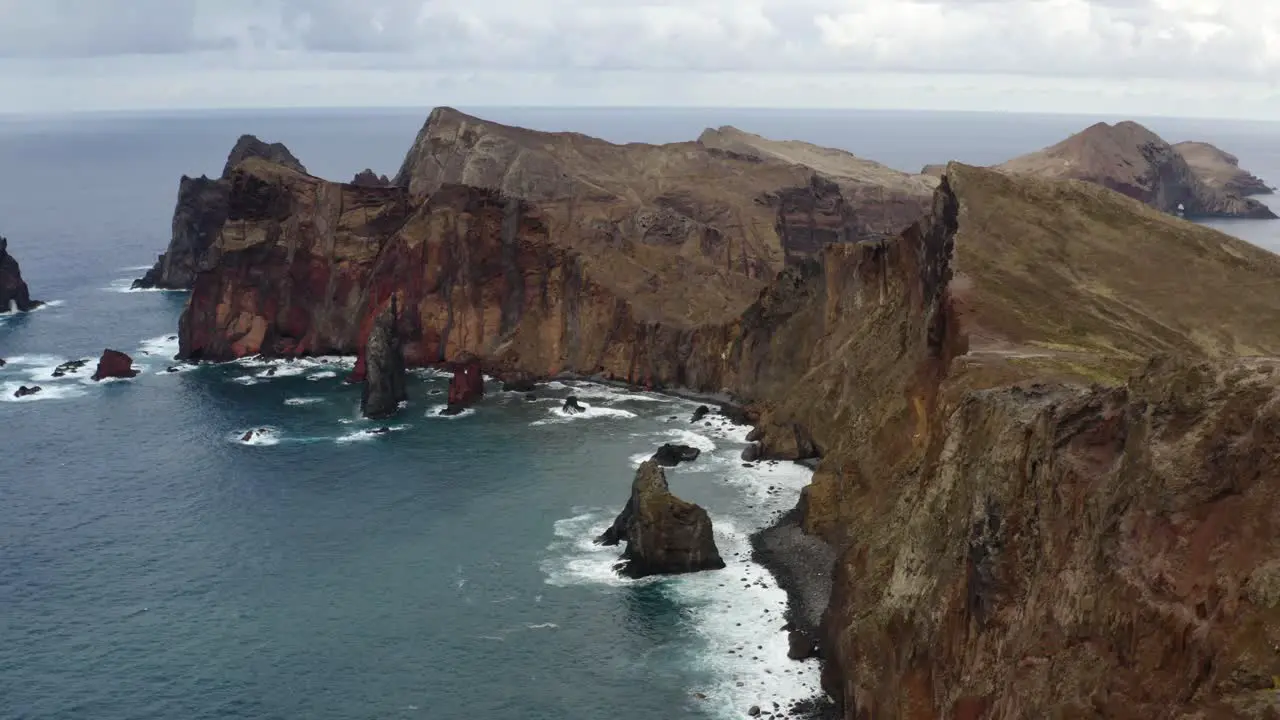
[1,0,1277,118]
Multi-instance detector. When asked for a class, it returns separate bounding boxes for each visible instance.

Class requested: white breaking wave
[137,334,181,359]
[284,397,325,406]
[232,427,281,446]
[335,424,411,443]
[426,404,475,419]
[541,435,823,718]
[530,402,638,426]
[306,371,338,381]
[0,381,87,403]
[104,278,185,294]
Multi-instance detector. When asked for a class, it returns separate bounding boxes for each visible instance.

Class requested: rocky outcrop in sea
[0,235,41,312]
[91,349,138,381]
[597,460,725,578]
[359,296,408,419]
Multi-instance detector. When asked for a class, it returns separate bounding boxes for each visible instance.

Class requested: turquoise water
[1,108,1277,720]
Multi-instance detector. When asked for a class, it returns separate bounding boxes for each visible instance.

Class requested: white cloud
[0,0,1278,116]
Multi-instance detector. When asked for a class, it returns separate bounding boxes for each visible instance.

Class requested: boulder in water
[91,349,138,381]
[651,443,702,467]
[14,385,41,398]
[596,460,725,578]
[690,405,710,423]
[562,396,586,414]
[52,359,88,378]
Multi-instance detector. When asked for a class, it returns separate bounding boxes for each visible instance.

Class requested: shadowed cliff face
[134,135,306,290]
[0,235,41,312]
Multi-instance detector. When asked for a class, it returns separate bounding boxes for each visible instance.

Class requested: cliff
[393,107,932,271]
[739,164,1280,718]
[0,235,41,312]
[174,109,1280,717]
[133,135,306,290]
[997,121,1276,219]
[1175,140,1275,197]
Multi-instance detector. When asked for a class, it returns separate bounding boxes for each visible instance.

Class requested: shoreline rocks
[651,443,701,467]
[596,460,725,578]
[0,235,41,312]
[91,349,138,381]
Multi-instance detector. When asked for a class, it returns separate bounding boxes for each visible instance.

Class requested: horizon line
[1,104,1278,126]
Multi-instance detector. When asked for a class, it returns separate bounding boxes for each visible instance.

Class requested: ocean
[1,108,1277,720]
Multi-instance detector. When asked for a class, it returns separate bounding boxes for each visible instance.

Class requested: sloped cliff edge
[176,159,1280,717]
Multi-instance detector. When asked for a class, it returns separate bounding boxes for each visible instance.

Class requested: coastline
[750,502,839,719]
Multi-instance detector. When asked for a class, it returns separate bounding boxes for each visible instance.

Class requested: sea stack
[360,296,408,419]
[596,460,725,578]
[133,135,306,290]
[91,349,139,381]
[0,235,41,312]
[441,354,484,415]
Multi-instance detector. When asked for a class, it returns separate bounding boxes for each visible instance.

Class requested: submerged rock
[360,296,408,419]
[441,354,483,415]
[651,443,701,467]
[0,235,41,312]
[14,385,41,398]
[51,359,88,378]
[596,460,725,578]
[562,396,585,414]
[91,349,138,381]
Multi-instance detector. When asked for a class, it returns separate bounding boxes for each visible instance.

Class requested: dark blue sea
[1,108,1278,720]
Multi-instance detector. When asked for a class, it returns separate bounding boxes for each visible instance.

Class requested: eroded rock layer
[134,135,306,290]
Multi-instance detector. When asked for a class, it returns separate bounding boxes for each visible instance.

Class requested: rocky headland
[163,108,1280,718]
[1,235,41,312]
[132,134,307,290]
[1174,140,1275,196]
[997,120,1276,219]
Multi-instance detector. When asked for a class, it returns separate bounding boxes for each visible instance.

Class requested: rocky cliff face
[173,109,1280,717]
[597,459,725,578]
[133,135,306,290]
[1175,140,1275,197]
[997,121,1276,219]
[0,235,40,312]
